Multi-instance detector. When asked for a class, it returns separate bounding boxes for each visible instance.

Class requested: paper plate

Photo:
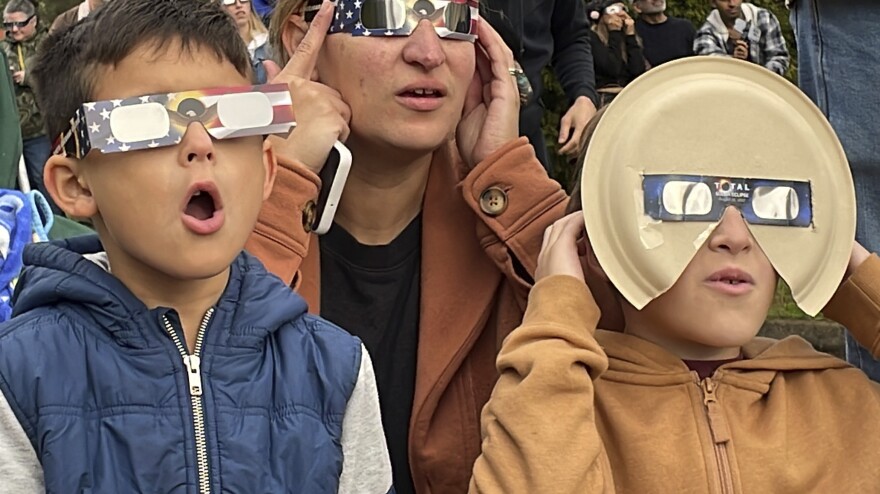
[581,57,855,316]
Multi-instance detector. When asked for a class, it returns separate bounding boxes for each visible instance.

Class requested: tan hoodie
[470,256,880,494]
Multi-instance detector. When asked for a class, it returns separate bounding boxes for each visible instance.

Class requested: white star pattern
[119,143,131,152]
[355,22,363,30]
[339,22,344,30]
[354,0,361,7]
[105,136,116,146]
[148,141,159,148]
[83,102,97,112]
[174,137,182,144]
[89,122,100,134]
[111,99,122,107]
[363,29,371,36]
[335,11,340,19]
[139,96,150,103]
[345,10,353,18]
[384,30,394,36]
[100,108,111,120]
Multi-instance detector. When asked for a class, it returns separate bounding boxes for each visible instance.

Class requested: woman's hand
[456,20,521,169]
[269,0,351,174]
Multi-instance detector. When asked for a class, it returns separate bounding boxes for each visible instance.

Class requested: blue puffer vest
[0,235,362,493]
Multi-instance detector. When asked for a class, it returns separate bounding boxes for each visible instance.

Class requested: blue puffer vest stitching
[0,235,362,493]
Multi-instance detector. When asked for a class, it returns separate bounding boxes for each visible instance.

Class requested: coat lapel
[411,143,502,429]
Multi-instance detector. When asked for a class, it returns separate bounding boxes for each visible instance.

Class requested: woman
[245,1,568,492]
[221,0,274,83]
[586,0,647,106]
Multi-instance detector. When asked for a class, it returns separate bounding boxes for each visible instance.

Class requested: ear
[282,14,310,59]
[261,138,279,201]
[632,2,643,14]
[43,154,98,220]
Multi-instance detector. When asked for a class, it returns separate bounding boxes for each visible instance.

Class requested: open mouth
[398,88,445,98]
[185,189,218,221]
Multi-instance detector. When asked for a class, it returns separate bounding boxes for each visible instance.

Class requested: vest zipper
[162,308,215,494]
[699,378,735,494]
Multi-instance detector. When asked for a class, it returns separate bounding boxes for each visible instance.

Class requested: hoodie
[471,255,880,493]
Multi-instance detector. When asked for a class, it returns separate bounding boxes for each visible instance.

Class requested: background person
[790,0,880,379]
[694,0,789,75]
[633,0,695,67]
[221,0,277,84]
[585,0,646,107]
[49,0,105,33]
[482,0,600,167]
[2,0,59,213]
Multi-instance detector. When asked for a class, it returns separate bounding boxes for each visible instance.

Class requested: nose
[707,206,754,256]
[178,123,215,165]
[401,20,446,71]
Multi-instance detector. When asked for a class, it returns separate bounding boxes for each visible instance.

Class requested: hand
[732,40,749,60]
[12,70,24,84]
[269,0,351,174]
[623,16,636,36]
[456,20,520,169]
[605,15,624,31]
[557,96,597,157]
[535,212,588,283]
[846,241,871,278]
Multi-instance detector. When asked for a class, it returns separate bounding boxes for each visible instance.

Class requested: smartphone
[312,140,352,235]
[732,19,749,37]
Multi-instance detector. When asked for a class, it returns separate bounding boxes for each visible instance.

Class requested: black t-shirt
[320,216,421,494]
[635,16,696,68]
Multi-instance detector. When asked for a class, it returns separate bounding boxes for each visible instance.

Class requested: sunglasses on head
[2,14,35,30]
[221,0,250,5]
[305,0,479,42]
[54,84,295,159]
[642,174,813,228]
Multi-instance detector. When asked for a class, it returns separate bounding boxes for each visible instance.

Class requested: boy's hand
[269,0,351,174]
[12,70,24,84]
[847,241,871,278]
[456,20,520,170]
[536,212,587,283]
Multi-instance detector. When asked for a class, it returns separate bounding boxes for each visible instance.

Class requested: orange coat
[246,137,567,493]
[471,256,880,494]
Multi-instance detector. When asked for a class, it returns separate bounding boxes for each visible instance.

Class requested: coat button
[302,200,316,233]
[479,186,508,216]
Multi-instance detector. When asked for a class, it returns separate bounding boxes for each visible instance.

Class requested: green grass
[769,280,813,320]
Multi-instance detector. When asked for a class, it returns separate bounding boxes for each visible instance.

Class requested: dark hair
[3,0,36,17]
[32,0,251,143]
[566,105,609,214]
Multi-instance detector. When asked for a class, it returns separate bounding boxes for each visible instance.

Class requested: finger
[262,60,282,81]
[541,223,554,250]
[560,126,584,155]
[558,139,576,155]
[477,20,517,90]
[277,0,334,80]
[558,114,573,144]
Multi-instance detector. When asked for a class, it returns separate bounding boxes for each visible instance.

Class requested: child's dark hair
[566,105,609,214]
[32,0,252,143]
